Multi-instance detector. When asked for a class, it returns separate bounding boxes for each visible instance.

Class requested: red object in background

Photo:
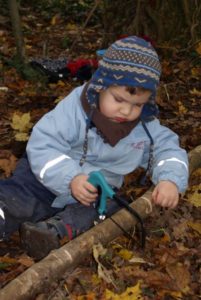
[118,34,129,40]
[67,59,98,76]
[118,34,156,47]
[140,35,156,47]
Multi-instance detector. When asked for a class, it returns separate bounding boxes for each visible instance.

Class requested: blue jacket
[26,84,188,208]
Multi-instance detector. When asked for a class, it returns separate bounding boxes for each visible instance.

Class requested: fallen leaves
[105,282,143,300]
[11,112,33,141]
[187,221,201,235]
[166,262,190,293]
[0,150,17,177]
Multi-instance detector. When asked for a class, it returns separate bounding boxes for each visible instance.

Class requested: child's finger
[85,181,98,193]
[151,187,158,202]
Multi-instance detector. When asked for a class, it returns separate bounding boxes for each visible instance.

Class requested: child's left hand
[152,180,179,208]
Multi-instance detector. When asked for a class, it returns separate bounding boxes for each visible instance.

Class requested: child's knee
[0,206,6,239]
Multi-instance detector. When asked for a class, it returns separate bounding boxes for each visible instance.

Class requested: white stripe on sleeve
[0,208,5,220]
[157,157,188,170]
[40,154,71,179]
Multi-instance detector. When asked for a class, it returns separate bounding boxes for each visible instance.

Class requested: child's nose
[120,104,132,116]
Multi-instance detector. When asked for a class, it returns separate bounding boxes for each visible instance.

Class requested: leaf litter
[0,6,201,300]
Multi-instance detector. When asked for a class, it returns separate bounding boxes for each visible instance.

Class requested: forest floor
[0,6,201,300]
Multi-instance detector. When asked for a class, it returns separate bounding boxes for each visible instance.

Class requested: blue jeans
[0,154,120,239]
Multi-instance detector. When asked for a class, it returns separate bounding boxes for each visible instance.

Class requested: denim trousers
[0,154,120,239]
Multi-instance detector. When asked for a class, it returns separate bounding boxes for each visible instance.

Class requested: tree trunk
[8,0,25,63]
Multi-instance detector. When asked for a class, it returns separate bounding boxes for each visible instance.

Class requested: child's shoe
[20,217,75,261]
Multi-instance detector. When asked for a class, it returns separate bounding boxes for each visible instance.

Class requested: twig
[163,84,170,102]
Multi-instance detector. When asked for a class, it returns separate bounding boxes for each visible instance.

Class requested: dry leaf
[189,88,201,96]
[105,281,143,300]
[158,289,183,299]
[166,262,190,293]
[18,255,34,267]
[195,42,201,55]
[187,186,201,207]
[15,132,29,141]
[187,221,201,235]
[117,249,133,260]
[129,256,154,266]
[0,154,17,177]
[93,243,115,285]
[11,112,33,133]
[11,112,33,141]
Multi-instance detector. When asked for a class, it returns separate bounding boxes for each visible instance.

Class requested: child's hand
[70,174,98,206]
[152,181,179,208]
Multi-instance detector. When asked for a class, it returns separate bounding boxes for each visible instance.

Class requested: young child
[0,36,188,260]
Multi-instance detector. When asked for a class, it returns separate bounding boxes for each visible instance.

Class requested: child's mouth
[113,117,127,123]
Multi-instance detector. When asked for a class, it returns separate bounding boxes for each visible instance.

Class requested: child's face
[99,86,152,123]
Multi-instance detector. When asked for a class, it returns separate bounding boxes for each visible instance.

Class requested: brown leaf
[166,262,191,293]
[172,221,189,240]
[0,154,17,177]
[18,255,34,267]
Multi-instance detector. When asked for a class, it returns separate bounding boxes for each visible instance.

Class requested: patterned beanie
[86,36,161,119]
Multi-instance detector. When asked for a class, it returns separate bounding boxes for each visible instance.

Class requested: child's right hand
[70,174,98,206]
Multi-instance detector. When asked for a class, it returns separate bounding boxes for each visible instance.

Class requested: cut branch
[188,145,201,175]
[0,189,153,300]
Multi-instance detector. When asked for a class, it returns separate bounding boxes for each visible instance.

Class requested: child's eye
[135,103,144,108]
[115,97,123,103]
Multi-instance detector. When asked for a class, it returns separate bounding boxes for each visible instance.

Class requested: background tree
[101,0,201,47]
[7,0,25,64]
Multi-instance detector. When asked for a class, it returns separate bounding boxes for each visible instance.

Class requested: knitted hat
[87,36,161,119]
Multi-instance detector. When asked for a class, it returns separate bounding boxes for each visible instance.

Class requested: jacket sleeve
[26,88,83,196]
[142,119,189,193]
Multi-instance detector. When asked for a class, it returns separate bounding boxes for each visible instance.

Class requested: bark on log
[0,190,153,300]
[188,145,201,175]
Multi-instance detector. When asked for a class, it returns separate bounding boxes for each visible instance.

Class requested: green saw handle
[88,171,115,216]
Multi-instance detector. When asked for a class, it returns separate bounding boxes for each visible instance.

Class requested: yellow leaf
[158,289,183,299]
[195,42,201,55]
[57,80,65,87]
[105,282,143,300]
[15,132,29,141]
[189,87,201,96]
[66,23,78,31]
[50,14,60,26]
[177,101,187,115]
[25,44,32,49]
[11,112,32,133]
[54,96,63,104]
[188,188,201,207]
[187,221,201,235]
[117,249,133,260]
[191,67,201,78]
[91,274,102,285]
[129,256,154,266]
[77,293,96,300]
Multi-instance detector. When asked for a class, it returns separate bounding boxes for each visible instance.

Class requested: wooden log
[0,190,153,300]
[188,145,201,175]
